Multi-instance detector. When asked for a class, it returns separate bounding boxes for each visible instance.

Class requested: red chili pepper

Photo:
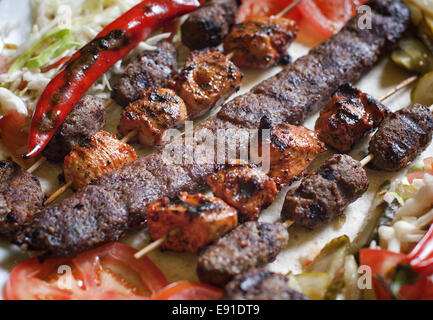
[25,0,203,159]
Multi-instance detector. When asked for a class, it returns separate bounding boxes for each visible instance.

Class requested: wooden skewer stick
[27,156,47,174]
[360,153,374,168]
[44,181,73,206]
[134,228,181,259]
[25,99,117,174]
[275,0,303,19]
[44,129,138,206]
[378,75,418,102]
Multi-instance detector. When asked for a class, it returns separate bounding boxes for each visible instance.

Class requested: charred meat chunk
[43,95,106,162]
[224,17,298,69]
[282,154,369,229]
[255,117,327,188]
[118,88,188,147]
[0,160,43,238]
[176,48,242,119]
[111,41,178,107]
[369,104,433,172]
[197,221,289,287]
[206,160,278,222]
[63,131,137,190]
[147,192,238,253]
[315,83,390,153]
[223,268,309,300]
[181,0,238,50]
[17,185,128,257]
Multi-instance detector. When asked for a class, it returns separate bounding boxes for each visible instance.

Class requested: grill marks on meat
[42,95,106,162]
[18,186,128,257]
[224,17,298,69]
[176,48,242,119]
[256,117,327,188]
[0,160,43,239]
[218,0,410,128]
[181,0,238,50]
[111,42,178,107]
[147,192,238,253]
[369,104,433,172]
[118,88,188,147]
[206,160,278,222]
[197,221,289,287]
[63,131,137,190]
[14,0,410,256]
[282,154,369,229]
[315,83,390,152]
[223,268,309,300]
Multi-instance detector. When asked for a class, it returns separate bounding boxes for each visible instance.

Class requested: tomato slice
[297,0,368,38]
[359,248,406,277]
[152,281,223,300]
[3,242,169,300]
[0,111,29,157]
[238,0,302,23]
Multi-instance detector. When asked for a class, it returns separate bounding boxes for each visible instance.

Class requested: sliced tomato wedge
[297,0,368,38]
[0,110,29,157]
[152,281,223,300]
[238,0,368,39]
[238,0,302,23]
[3,242,169,300]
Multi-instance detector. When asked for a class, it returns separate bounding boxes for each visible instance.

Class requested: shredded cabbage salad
[0,0,171,119]
[373,157,433,254]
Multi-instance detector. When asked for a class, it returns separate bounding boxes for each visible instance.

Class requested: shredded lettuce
[8,28,78,73]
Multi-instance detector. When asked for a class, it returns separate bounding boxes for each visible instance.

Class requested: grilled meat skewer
[175,48,243,119]
[197,221,289,287]
[224,16,298,69]
[368,104,433,172]
[223,268,309,300]
[207,160,278,222]
[147,192,238,253]
[282,154,369,229]
[315,83,390,153]
[181,0,239,51]
[63,131,138,190]
[256,117,327,188]
[0,160,43,239]
[42,95,106,163]
[111,41,178,108]
[118,88,188,147]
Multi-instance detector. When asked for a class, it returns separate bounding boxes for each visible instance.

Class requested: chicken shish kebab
[175,48,243,119]
[223,268,309,300]
[147,192,238,253]
[181,0,239,51]
[206,160,278,222]
[223,16,299,69]
[118,88,188,148]
[255,116,327,188]
[63,131,138,190]
[2,0,410,257]
[315,77,418,153]
[315,83,391,153]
